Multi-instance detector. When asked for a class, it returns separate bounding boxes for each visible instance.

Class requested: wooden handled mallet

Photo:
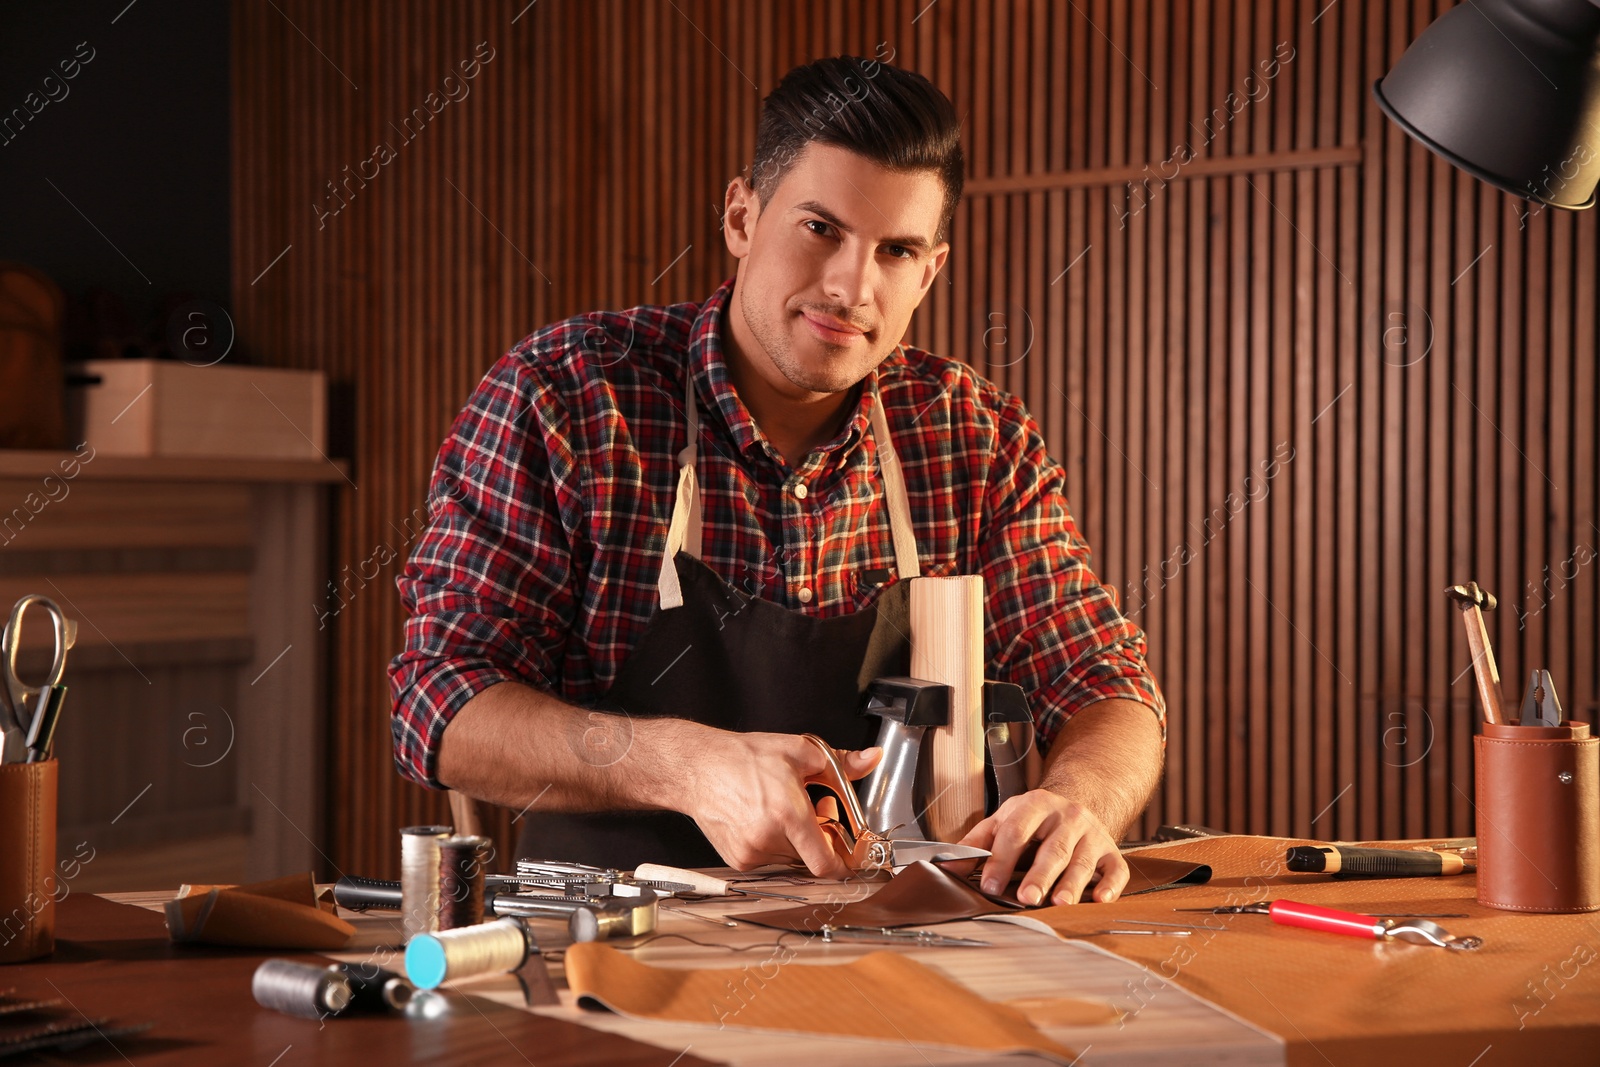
[1445,581,1503,726]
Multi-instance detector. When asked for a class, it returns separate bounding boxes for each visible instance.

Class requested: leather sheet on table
[746,850,1214,932]
[565,940,1081,1062]
[744,860,1002,932]
[164,872,355,950]
[1024,834,1600,1067]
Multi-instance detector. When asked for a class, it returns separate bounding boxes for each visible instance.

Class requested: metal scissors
[800,734,992,872]
[0,596,76,763]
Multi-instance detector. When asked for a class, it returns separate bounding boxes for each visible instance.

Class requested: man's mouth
[800,310,869,343]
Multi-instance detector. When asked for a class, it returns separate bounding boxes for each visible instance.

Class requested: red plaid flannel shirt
[389,276,1165,789]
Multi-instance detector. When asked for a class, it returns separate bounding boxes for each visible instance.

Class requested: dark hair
[748,55,964,245]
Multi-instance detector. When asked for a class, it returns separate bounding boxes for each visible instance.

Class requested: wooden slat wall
[232,0,1600,877]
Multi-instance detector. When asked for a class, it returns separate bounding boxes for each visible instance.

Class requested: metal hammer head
[1445,581,1496,612]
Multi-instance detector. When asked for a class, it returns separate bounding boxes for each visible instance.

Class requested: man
[390,55,1164,907]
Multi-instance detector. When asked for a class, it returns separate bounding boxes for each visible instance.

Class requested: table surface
[6,837,1599,1066]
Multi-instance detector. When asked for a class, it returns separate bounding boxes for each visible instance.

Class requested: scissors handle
[3,595,77,726]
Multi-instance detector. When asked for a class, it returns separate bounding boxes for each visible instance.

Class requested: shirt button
[797,586,814,604]
[792,482,809,500]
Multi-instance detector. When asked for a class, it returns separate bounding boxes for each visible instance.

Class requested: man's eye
[885,245,913,260]
[804,220,830,237]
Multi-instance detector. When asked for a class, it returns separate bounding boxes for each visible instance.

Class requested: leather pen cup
[0,758,58,961]
[1475,721,1600,913]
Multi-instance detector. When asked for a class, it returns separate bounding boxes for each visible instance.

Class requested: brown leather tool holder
[0,758,58,961]
[1475,721,1600,913]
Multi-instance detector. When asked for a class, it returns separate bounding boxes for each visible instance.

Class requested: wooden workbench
[7,836,1599,1065]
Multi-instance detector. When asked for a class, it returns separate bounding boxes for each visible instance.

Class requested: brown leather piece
[165,873,356,950]
[748,851,1216,931]
[3,893,717,1066]
[1027,835,1600,1067]
[1121,853,1213,896]
[743,860,1003,932]
[985,853,1214,905]
[0,759,57,963]
[566,941,1081,1062]
[1475,722,1600,912]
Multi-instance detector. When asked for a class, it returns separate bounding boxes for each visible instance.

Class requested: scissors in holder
[0,595,76,764]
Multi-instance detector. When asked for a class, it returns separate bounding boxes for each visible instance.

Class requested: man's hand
[684,731,880,879]
[959,790,1128,905]
[958,698,1164,906]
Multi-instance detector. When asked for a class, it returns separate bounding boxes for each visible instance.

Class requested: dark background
[0,0,231,324]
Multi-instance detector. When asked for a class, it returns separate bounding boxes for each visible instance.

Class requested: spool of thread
[252,959,353,1019]
[400,824,453,941]
[436,834,490,930]
[405,916,535,991]
[327,962,414,1012]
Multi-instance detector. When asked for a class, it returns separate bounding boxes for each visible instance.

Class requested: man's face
[723,142,950,398]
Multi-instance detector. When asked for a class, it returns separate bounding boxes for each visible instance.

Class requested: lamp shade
[1373,0,1600,210]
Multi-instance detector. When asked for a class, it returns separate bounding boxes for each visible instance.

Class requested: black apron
[515,360,925,868]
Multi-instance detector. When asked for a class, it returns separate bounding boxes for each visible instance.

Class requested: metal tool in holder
[855,677,1034,842]
[1521,668,1563,727]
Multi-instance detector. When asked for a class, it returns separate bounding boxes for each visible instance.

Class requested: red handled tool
[1176,899,1482,950]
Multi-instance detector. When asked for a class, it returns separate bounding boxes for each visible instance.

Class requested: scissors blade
[888,840,991,866]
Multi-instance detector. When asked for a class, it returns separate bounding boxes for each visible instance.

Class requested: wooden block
[911,574,987,842]
[69,360,327,461]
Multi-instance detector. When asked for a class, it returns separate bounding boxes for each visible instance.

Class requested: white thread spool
[404,916,534,990]
[252,959,353,1019]
[400,824,452,941]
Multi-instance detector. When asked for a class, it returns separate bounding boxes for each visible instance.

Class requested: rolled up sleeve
[388,349,581,790]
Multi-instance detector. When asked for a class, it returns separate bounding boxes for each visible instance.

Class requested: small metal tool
[332,873,659,940]
[1521,669,1563,727]
[1074,929,1193,937]
[514,859,692,895]
[633,863,808,901]
[817,924,990,947]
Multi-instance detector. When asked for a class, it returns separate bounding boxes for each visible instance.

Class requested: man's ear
[723,176,760,258]
[917,241,952,297]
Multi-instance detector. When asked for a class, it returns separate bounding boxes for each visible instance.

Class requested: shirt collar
[688,276,888,471]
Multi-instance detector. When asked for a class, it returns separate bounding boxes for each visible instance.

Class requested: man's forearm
[435,679,712,815]
[1037,698,1164,839]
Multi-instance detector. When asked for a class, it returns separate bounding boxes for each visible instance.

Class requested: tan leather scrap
[565,940,1082,1062]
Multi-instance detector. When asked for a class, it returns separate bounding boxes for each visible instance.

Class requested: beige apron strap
[658,366,922,609]
[657,369,704,610]
[868,384,921,580]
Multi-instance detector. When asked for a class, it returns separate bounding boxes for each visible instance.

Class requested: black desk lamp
[1374,0,1600,209]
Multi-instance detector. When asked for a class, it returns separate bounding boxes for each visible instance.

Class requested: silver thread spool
[404,916,534,990]
[400,824,453,941]
[252,959,353,1019]
[436,834,490,930]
